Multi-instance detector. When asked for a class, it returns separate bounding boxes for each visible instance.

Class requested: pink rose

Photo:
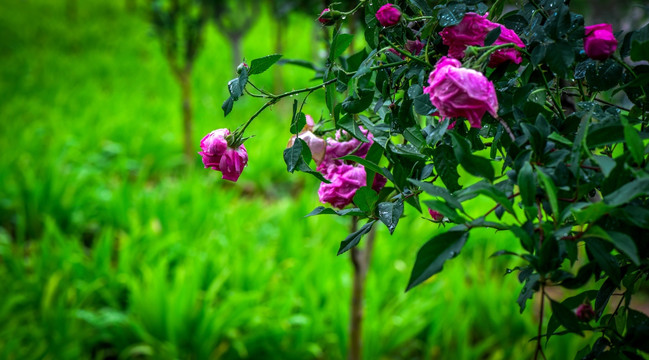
[318,165,366,209]
[305,114,315,130]
[429,209,444,221]
[219,146,248,182]
[317,165,387,209]
[584,23,617,60]
[439,13,525,67]
[199,128,248,182]
[287,130,327,164]
[575,303,595,322]
[376,4,401,27]
[198,128,230,170]
[423,57,498,128]
[318,8,334,26]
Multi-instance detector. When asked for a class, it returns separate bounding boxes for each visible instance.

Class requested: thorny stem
[237,78,338,136]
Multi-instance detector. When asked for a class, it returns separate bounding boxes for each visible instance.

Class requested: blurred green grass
[0,0,591,359]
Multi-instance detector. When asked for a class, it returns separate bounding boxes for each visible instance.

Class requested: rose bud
[429,209,444,222]
[318,8,338,26]
[376,4,401,27]
[219,145,248,182]
[575,303,595,322]
[584,23,618,61]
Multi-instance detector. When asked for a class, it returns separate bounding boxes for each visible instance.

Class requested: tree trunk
[178,69,193,162]
[273,18,285,92]
[229,34,243,73]
[348,218,376,360]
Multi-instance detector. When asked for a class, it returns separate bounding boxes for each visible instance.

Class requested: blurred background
[1,0,646,359]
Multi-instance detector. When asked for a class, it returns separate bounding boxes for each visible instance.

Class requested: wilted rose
[439,12,525,67]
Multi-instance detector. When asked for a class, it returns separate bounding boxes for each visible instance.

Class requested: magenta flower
[317,164,387,209]
[429,209,444,222]
[199,128,248,182]
[423,57,498,128]
[219,146,248,182]
[439,13,525,67]
[584,24,618,60]
[575,303,595,322]
[376,4,401,27]
[318,164,366,209]
[199,128,230,170]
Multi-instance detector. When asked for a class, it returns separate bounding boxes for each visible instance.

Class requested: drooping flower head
[584,23,618,60]
[199,128,248,182]
[439,12,525,67]
[376,3,401,27]
[199,128,230,170]
[423,57,498,128]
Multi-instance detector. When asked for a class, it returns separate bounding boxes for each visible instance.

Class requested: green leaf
[330,33,354,62]
[595,279,617,320]
[283,138,329,183]
[290,111,306,135]
[378,200,404,234]
[631,40,649,62]
[341,89,374,114]
[548,132,573,146]
[572,202,612,225]
[249,54,282,75]
[338,220,376,255]
[414,93,436,116]
[449,132,494,181]
[222,96,234,117]
[593,155,616,178]
[586,238,621,285]
[607,231,640,265]
[406,228,468,291]
[408,0,433,15]
[337,116,370,142]
[604,178,649,207]
[585,59,623,91]
[436,3,466,27]
[353,187,378,215]
[305,206,364,217]
[623,121,644,165]
[546,41,574,78]
[570,109,592,175]
[433,145,461,192]
[537,168,559,220]
[339,155,383,175]
[518,162,536,207]
[484,26,502,46]
[403,126,426,150]
[550,299,584,335]
[409,179,463,211]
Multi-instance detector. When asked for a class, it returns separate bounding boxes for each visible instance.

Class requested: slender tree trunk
[348,217,377,360]
[230,34,243,73]
[66,0,77,22]
[178,69,193,162]
[273,18,285,92]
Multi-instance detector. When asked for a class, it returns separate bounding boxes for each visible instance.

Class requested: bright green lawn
[0,1,591,359]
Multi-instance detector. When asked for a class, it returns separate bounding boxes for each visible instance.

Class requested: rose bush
[216,0,649,358]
